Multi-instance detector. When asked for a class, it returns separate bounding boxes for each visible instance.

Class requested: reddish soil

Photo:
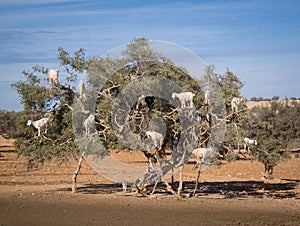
[0,136,299,225]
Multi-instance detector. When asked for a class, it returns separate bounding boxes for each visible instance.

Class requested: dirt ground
[0,136,299,226]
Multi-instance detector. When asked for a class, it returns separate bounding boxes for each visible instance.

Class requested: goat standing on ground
[171,92,195,108]
[27,118,50,136]
[83,114,95,135]
[48,69,59,86]
[243,137,258,153]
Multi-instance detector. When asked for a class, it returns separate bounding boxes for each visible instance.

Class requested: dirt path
[1,185,299,226]
[0,137,299,225]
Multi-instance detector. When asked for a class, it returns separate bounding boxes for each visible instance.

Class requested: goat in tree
[27,117,50,136]
[191,147,213,166]
[204,90,210,106]
[231,97,243,113]
[78,80,86,100]
[142,130,165,194]
[171,92,195,108]
[143,130,165,168]
[243,137,258,153]
[48,69,59,86]
[83,114,95,135]
[145,131,164,153]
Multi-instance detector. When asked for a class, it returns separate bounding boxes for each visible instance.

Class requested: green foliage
[0,110,21,138]
[224,152,239,163]
[11,47,92,169]
[200,65,246,154]
[247,100,300,149]
[13,36,298,179]
[245,101,299,178]
[251,137,289,179]
[89,37,205,150]
[11,67,52,112]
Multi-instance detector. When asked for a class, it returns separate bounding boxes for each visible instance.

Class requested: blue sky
[0,0,299,111]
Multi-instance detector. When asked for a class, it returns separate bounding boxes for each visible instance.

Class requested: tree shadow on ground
[182,180,299,199]
[58,180,299,199]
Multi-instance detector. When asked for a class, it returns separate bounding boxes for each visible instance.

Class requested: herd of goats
[26,69,258,167]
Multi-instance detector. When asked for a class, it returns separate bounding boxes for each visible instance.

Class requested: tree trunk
[233,122,240,153]
[177,166,184,196]
[264,165,273,179]
[72,153,84,193]
[193,162,201,197]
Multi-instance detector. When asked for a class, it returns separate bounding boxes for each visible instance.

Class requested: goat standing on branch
[27,117,50,136]
[191,147,213,166]
[145,131,164,151]
[144,131,164,165]
[204,90,210,106]
[243,137,258,153]
[48,69,59,86]
[231,97,244,113]
[171,92,195,108]
[83,114,95,136]
[78,80,86,100]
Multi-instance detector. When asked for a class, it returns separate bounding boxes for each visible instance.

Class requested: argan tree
[252,137,289,179]
[12,37,245,194]
[246,101,295,178]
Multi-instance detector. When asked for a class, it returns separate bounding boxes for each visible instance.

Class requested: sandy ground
[0,136,299,225]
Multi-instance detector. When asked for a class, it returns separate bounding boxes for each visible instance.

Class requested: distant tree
[272,96,280,101]
[247,101,299,148]
[252,137,289,179]
[246,100,300,178]
[0,110,21,138]
[257,97,264,101]
[250,97,258,101]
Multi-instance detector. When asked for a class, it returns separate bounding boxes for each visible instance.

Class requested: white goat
[171,92,195,108]
[145,131,164,150]
[204,90,210,106]
[48,69,59,86]
[231,97,243,113]
[27,118,49,136]
[192,147,214,165]
[244,137,258,153]
[177,147,214,195]
[83,114,95,135]
[78,80,86,100]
